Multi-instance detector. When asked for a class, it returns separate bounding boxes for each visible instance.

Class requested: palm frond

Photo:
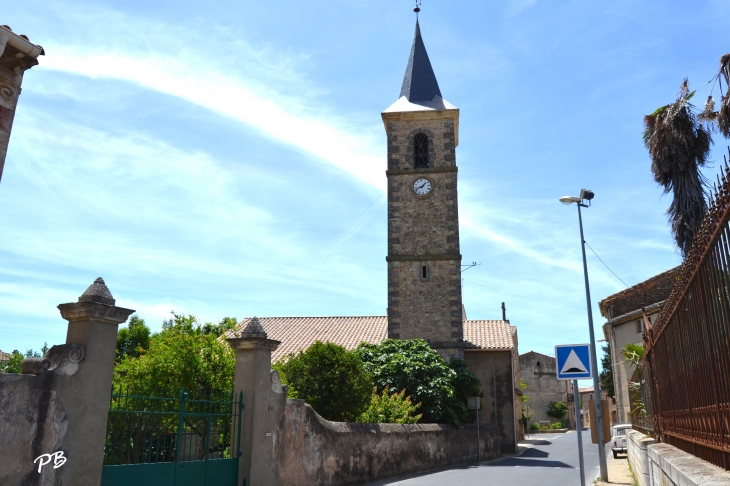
[717,54,730,137]
[643,79,712,256]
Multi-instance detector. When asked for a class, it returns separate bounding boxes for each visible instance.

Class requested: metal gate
[101,385,243,486]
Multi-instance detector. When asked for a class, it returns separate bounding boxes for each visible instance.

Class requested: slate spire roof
[399,20,442,103]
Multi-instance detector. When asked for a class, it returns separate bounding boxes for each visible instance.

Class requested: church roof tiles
[225,316,515,363]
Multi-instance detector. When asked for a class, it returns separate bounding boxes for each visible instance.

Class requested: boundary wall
[227,317,501,486]
[276,399,499,486]
[627,429,730,486]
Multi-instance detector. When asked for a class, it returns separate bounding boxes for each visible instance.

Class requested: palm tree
[643,79,713,257]
[716,54,730,137]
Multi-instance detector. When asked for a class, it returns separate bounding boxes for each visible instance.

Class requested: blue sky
[2,1,729,380]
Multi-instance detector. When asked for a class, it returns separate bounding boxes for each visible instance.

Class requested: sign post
[573,379,585,486]
[468,397,481,463]
[556,344,593,486]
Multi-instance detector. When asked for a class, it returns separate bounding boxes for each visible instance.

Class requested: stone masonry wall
[464,350,518,454]
[0,373,68,486]
[519,352,568,425]
[275,399,500,486]
[386,116,462,357]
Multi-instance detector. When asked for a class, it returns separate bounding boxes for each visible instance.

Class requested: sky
[2,0,730,383]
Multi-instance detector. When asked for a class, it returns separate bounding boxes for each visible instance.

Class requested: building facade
[599,267,679,424]
[519,351,570,426]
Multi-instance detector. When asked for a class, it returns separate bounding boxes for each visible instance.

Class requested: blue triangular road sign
[555,344,592,380]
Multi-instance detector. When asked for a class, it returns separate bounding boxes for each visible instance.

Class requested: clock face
[413,178,432,196]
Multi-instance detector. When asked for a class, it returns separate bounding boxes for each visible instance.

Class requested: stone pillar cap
[58,277,134,325]
[226,317,280,351]
[78,277,115,305]
[239,317,267,339]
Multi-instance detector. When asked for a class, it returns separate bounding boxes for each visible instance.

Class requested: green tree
[621,343,647,420]
[546,401,569,424]
[519,378,532,432]
[357,387,422,424]
[448,357,482,423]
[643,79,712,256]
[0,351,23,373]
[276,341,373,422]
[621,343,645,371]
[114,313,236,396]
[0,343,49,374]
[116,315,151,361]
[599,343,615,398]
[355,339,478,425]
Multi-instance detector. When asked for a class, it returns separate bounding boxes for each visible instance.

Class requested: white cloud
[36,8,386,191]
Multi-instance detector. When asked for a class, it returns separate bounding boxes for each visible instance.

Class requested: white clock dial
[413,178,432,196]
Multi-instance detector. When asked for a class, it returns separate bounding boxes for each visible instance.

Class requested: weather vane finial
[414,1,421,16]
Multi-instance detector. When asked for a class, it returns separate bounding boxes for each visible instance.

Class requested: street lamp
[559,189,608,482]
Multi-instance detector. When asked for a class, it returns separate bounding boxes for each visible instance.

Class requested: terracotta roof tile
[225,317,515,362]
[225,316,387,363]
[463,320,516,350]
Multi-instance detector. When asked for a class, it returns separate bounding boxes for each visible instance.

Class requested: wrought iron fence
[644,161,730,471]
[103,384,243,466]
[629,367,654,437]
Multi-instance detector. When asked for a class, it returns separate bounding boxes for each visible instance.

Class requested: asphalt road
[364,429,609,486]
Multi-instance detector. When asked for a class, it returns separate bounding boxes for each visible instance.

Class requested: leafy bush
[530,422,539,430]
[276,341,373,422]
[358,387,422,424]
[355,339,479,425]
[114,313,235,395]
[551,422,563,430]
[546,401,569,422]
[0,344,49,374]
[0,352,23,373]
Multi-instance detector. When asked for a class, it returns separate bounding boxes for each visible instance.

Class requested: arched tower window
[413,133,429,168]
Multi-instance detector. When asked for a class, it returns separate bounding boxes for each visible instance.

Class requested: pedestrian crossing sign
[555,344,592,380]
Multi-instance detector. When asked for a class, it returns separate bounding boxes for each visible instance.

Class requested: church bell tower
[382,20,464,359]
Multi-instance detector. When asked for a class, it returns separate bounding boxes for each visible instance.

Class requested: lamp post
[559,189,608,482]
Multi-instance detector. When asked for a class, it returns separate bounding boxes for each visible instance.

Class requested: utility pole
[577,201,608,481]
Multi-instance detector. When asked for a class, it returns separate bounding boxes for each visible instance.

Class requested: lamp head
[559,196,581,205]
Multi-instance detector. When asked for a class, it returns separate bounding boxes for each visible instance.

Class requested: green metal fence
[101,385,243,486]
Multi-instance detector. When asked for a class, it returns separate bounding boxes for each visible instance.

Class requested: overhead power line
[461,279,581,308]
[583,241,630,288]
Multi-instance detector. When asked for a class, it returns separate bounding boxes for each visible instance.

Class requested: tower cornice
[381,108,459,147]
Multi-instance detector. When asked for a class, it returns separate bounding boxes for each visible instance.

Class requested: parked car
[610,423,632,458]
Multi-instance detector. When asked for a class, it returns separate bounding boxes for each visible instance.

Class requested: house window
[414,133,429,168]
[637,319,643,333]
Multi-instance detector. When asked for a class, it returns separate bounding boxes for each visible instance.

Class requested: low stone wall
[627,429,730,486]
[627,429,654,486]
[275,399,500,486]
[0,373,68,485]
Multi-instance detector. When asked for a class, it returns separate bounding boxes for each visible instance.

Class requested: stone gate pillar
[56,278,134,486]
[227,317,285,486]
